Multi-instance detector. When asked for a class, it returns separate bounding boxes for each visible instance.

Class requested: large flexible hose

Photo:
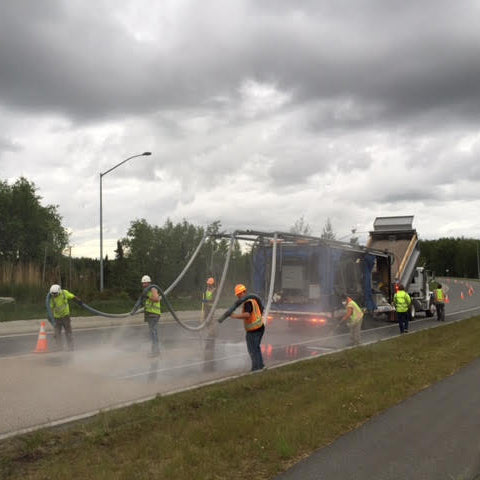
[45,292,143,327]
[141,231,237,332]
[217,293,264,324]
[45,231,237,332]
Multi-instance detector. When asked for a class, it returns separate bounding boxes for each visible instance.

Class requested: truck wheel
[425,302,436,317]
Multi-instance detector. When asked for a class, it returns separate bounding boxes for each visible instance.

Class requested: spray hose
[217,293,264,324]
[45,231,241,332]
[45,292,143,328]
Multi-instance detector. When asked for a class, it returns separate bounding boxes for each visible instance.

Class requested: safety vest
[347,299,364,326]
[243,298,264,332]
[145,290,161,315]
[204,288,214,303]
[394,290,411,313]
[50,289,75,318]
[434,288,444,303]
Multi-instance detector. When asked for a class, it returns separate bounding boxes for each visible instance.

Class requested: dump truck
[248,215,433,326]
[366,216,435,318]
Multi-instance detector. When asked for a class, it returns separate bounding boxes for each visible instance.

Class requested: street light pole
[477,240,480,280]
[99,152,152,291]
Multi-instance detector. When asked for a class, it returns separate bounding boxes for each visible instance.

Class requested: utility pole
[477,240,480,280]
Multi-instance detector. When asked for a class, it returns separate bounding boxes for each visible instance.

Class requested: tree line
[0,177,478,304]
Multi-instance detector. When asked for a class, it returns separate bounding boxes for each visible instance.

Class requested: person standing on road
[229,284,265,372]
[339,296,364,346]
[49,284,82,351]
[394,284,412,334]
[141,275,161,357]
[202,277,217,349]
[434,283,446,322]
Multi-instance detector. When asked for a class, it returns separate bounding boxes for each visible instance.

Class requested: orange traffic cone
[445,295,450,304]
[34,321,49,353]
[460,291,465,300]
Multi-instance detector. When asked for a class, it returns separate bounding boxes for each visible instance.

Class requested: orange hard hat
[207,277,215,285]
[234,284,246,296]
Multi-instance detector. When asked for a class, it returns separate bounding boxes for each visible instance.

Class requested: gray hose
[262,232,278,324]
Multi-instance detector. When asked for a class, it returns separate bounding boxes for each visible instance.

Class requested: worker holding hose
[141,275,161,357]
[229,284,265,372]
[49,284,82,351]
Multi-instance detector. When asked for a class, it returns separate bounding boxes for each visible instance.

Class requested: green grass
[1,317,480,479]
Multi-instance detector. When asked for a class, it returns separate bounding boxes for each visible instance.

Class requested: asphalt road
[0,277,479,455]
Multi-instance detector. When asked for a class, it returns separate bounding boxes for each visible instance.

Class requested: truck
[366,216,435,319]
[248,215,434,325]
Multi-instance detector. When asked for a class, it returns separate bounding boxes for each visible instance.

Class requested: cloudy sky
[1,0,480,258]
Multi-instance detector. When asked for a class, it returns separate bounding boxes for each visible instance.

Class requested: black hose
[45,292,143,327]
[217,293,264,323]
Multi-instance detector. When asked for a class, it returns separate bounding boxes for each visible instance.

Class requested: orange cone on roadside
[445,295,450,304]
[34,321,49,353]
[460,291,465,300]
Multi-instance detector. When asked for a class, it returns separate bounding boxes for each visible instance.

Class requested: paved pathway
[277,356,480,480]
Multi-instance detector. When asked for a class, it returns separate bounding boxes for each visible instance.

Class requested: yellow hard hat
[234,284,246,296]
[207,277,215,285]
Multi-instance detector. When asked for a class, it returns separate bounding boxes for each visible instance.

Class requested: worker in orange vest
[230,284,265,371]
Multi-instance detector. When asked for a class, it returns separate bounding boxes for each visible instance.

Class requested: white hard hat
[50,284,61,295]
[141,275,151,283]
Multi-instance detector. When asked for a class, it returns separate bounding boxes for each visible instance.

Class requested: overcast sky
[1,0,480,258]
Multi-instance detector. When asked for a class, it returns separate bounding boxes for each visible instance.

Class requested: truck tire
[425,301,436,317]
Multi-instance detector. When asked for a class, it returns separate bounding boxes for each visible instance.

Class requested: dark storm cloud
[2,0,480,131]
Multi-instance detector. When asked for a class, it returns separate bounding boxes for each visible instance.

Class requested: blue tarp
[364,253,377,311]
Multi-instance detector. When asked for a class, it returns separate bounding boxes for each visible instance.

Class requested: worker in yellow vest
[340,296,364,346]
[230,284,265,371]
[394,284,412,334]
[202,277,216,322]
[49,284,82,351]
[434,283,445,322]
[203,277,218,355]
[141,275,161,357]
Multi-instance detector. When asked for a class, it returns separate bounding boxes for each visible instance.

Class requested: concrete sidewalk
[276,357,480,480]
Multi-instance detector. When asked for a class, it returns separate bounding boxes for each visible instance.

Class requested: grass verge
[1,317,480,479]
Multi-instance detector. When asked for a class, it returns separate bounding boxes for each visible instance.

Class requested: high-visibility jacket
[203,288,215,304]
[394,290,411,313]
[145,289,161,315]
[346,299,364,326]
[434,288,445,303]
[50,289,75,318]
[243,298,264,332]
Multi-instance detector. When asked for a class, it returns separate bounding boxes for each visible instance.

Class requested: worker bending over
[340,296,364,346]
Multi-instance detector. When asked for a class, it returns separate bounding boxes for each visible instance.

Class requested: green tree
[0,177,68,262]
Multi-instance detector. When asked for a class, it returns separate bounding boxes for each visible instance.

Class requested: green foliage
[419,237,480,278]
[0,177,68,262]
